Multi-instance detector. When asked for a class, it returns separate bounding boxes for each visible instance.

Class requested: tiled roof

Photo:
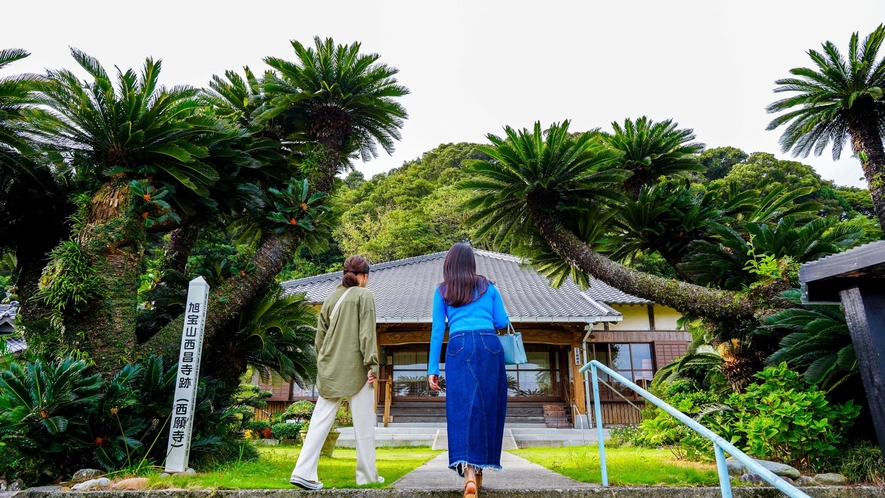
[585,279,652,305]
[5,337,26,354]
[0,303,15,320]
[0,302,24,353]
[282,250,634,324]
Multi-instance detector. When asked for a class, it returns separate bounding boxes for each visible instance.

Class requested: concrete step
[335,425,609,449]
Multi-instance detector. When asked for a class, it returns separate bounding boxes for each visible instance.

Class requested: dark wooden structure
[799,240,885,455]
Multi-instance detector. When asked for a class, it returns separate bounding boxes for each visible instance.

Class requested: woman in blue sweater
[428,243,510,498]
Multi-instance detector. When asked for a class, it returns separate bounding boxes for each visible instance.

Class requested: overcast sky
[4,1,884,187]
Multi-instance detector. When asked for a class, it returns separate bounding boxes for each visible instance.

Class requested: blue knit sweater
[428,284,510,376]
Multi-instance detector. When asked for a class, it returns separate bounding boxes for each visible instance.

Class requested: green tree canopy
[767,23,885,230]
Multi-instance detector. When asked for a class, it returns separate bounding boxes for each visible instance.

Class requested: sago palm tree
[608,179,758,276]
[143,39,410,363]
[680,215,863,291]
[601,117,705,198]
[262,36,409,192]
[0,49,75,347]
[0,48,40,176]
[464,121,626,246]
[767,24,885,231]
[463,120,762,320]
[762,291,856,393]
[34,48,224,372]
[203,285,317,390]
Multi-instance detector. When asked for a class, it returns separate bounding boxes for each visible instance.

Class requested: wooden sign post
[799,241,885,455]
[164,277,210,473]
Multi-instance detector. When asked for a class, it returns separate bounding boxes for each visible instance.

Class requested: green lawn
[510,446,719,486]
[142,444,718,489]
[146,445,442,489]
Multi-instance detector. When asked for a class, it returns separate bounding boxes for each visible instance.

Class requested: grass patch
[146,445,442,489]
[510,446,719,486]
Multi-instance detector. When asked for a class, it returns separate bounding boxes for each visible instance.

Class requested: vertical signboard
[164,277,209,473]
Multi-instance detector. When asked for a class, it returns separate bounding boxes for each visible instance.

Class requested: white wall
[607,305,650,330]
[605,304,683,331]
[654,305,683,331]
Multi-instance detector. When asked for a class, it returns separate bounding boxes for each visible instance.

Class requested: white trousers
[292,382,379,485]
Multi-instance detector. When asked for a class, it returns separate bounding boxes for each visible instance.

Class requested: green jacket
[315,284,379,398]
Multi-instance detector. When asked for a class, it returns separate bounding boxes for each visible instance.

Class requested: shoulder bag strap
[499,322,515,335]
[330,287,356,322]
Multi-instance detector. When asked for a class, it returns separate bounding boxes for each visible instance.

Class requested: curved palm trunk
[848,116,885,232]
[143,213,304,361]
[142,141,343,361]
[143,113,348,365]
[527,198,758,320]
[65,182,143,373]
[136,219,203,342]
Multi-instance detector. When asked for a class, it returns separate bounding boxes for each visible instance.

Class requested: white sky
[5,1,884,187]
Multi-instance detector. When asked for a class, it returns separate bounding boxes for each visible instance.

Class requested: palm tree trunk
[848,117,885,232]
[65,182,143,373]
[136,219,203,342]
[527,200,758,320]
[142,123,345,363]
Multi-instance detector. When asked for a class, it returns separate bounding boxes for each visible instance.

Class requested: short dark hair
[439,242,489,307]
[342,256,370,288]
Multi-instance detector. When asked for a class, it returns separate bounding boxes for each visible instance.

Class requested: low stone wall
[4,488,885,498]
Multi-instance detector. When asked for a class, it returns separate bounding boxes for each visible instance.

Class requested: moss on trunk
[63,182,144,374]
[847,109,885,232]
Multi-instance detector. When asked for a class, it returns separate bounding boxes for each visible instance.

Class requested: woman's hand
[428,374,440,391]
[367,370,376,384]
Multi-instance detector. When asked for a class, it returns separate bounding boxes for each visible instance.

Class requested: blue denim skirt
[445,329,508,474]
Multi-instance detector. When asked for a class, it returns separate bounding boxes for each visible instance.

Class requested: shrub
[281,400,315,422]
[637,380,727,461]
[272,422,303,440]
[245,420,271,434]
[836,442,885,485]
[0,355,264,485]
[727,362,860,472]
[608,425,645,448]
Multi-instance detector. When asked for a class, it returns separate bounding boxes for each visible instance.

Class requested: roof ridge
[281,251,449,288]
[474,249,522,262]
[371,251,447,270]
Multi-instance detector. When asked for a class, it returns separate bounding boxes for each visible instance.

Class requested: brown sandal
[464,466,478,498]
[463,478,477,498]
[476,469,483,488]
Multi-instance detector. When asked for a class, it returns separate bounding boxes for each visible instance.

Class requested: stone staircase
[337,423,607,449]
[378,400,554,425]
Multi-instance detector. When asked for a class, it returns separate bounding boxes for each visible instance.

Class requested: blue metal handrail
[579,360,810,498]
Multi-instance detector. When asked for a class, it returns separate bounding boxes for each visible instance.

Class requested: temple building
[258,250,690,427]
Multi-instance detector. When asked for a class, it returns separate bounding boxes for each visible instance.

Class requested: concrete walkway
[394,451,597,491]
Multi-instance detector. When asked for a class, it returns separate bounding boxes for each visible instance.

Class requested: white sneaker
[290,476,323,490]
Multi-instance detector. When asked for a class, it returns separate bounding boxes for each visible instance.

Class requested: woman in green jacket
[290,256,383,490]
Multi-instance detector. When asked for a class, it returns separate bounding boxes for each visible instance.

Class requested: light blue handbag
[498,323,527,365]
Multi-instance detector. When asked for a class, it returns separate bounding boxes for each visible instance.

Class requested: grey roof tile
[281,250,637,324]
[0,303,16,319]
[5,338,26,354]
[585,279,652,305]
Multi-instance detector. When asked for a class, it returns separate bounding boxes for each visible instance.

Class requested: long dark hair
[342,256,369,288]
[440,243,489,307]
